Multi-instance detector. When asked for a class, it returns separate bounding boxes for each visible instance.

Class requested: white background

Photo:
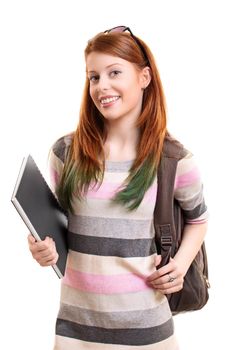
[0,0,232,349]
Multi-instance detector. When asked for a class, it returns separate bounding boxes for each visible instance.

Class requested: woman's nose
[97,76,110,91]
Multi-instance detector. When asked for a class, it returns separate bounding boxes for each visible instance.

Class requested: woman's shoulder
[52,132,74,163]
[166,135,200,179]
[163,134,189,160]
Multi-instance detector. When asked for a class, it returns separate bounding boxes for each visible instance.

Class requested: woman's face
[86,52,150,126]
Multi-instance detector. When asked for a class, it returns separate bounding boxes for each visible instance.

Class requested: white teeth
[100,96,119,104]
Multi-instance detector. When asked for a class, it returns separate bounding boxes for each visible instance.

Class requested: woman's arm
[173,222,208,275]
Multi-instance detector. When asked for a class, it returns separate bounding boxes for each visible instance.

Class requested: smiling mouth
[100,96,120,106]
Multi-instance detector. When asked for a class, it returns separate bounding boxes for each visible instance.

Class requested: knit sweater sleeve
[174,151,208,224]
[48,133,73,194]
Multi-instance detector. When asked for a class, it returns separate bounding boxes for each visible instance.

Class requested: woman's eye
[89,75,99,82]
[110,70,121,77]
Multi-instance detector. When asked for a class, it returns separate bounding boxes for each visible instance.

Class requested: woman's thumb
[27,234,36,243]
[154,254,162,267]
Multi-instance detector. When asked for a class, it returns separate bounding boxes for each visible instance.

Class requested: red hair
[57,31,167,211]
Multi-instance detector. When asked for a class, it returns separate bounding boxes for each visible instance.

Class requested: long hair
[57,31,168,211]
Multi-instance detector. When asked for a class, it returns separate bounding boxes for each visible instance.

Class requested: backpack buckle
[161,236,172,246]
[158,224,173,249]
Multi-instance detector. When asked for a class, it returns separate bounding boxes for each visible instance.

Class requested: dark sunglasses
[104,26,149,65]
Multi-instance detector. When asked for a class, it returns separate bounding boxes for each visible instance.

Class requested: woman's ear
[140,66,151,89]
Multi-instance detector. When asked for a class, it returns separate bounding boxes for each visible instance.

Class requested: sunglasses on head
[104,26,149,65]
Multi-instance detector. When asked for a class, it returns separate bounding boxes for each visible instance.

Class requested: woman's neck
[104,123,139,162]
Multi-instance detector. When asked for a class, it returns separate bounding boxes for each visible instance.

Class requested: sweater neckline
[105,159,134,172]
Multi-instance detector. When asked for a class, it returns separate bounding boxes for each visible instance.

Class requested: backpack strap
[154,136,187,268]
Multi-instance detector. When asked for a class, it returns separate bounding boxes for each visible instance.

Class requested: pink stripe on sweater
[63,268,151,294]
[86,182,157,203]
[186,218,207,224]
[86,182,120,200]
[143,184,157,203]
[175,167,200,189]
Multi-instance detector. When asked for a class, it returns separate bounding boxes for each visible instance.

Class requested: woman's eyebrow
[87,63,124,74]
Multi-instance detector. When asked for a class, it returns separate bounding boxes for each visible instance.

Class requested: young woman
[28,26,208,349]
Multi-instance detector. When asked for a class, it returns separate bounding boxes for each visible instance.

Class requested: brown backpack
[154,136,210,314]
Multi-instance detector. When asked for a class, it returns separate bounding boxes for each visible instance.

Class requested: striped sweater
[49,134,208,350]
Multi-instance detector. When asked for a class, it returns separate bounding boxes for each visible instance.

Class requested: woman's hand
[27,234,59,267]
[147,255,184,295]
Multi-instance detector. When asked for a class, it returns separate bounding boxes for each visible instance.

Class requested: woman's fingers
[27,233,36,246]
[36,251,59,266]
[147,256,176,282]
[150,274,184,294]
[156,272,184,294]
[147,257,184,294]
[27,234,59,266]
